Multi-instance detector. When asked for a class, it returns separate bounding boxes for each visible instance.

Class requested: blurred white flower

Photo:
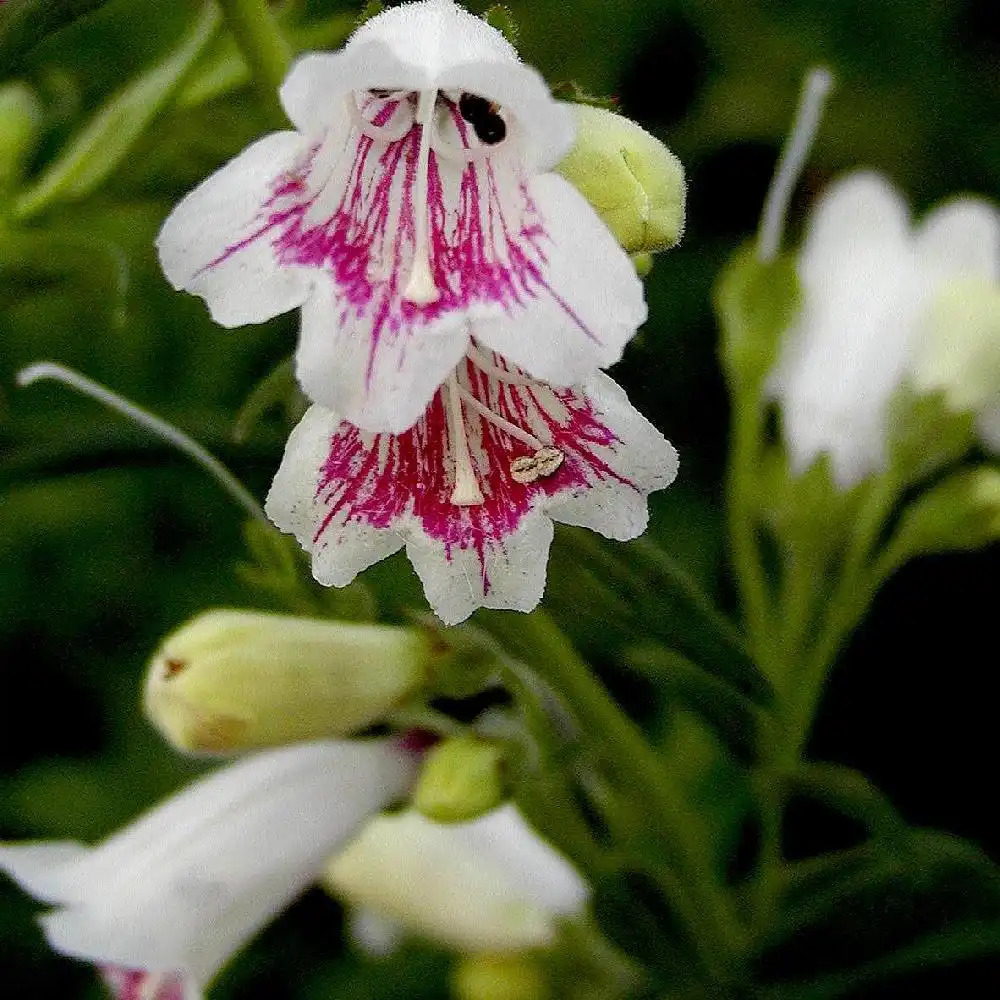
[0,741,415,1000]
[769,170,1000,487]
[327,804,589,953]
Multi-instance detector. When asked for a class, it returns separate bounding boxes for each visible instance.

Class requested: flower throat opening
[347,87,512,306]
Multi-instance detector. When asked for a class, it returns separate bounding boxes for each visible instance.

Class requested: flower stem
[726,390,773,667]
[17,362,266,523]
[477,609,746,983]
[216,0,292,121]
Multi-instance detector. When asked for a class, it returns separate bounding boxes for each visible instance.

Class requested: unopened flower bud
[910,277,1000,417]
[556,104,685,255]
[413,736,504,823]
[0,82,42,190]
[144,609,430,753]
[452,954,549,1000]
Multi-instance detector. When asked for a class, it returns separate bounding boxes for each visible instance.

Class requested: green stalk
[726,390,773,667]
[216,0,292,121]
[477,609,746,983]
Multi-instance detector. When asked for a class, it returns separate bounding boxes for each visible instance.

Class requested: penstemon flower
[156,0,646,433]
[769,170,1000,488]
[0,741,415,1000]
[265,347,678,624]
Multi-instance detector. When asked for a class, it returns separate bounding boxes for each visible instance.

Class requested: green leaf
[756,829,1000,997]
[623,643,767,762]
[875,466,1000,581]
[13,0,221,219]
[714,245,800,396]
[0,0,110,69]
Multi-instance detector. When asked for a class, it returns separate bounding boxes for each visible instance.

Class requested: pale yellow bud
[452,954,550,1000]
[910,277,1000,414]
[144,609,430,753]
[556,104,685,255]
[413,736,505,823]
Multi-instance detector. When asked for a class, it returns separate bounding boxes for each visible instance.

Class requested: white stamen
[345,93,414,145]
[757,66,834,263]
[16,362,266,522]
[467,343,536,387]
[447,375,484,506]
[457,385,547,452]
[403,89,441,305]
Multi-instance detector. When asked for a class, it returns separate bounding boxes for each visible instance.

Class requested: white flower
[265,348,678,625]
[0,740,415,1000]
[327,804,589,953]
[769,170,1000,488]
[156,0,645,434]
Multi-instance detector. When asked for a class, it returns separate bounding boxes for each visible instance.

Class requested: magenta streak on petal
[100,967,187,1000]
[199,97,603,403]
[311,353,635,595]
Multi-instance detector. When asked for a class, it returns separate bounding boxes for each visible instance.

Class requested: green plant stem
[726,390,772,666]
[478,609,746,983]
[216,0,291,120]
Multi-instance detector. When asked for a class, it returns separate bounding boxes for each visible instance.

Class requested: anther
[509,447,564,484]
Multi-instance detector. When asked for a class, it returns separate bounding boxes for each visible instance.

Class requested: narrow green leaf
[757,828,1000,994]
[0,0,109,69]
[624,643,766,762]
[13,1,221,219]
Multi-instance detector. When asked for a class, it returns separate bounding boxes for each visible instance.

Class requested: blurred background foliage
[1,0,999,997]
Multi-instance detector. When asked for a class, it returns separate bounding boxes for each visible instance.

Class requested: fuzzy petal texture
[326,804,588,952]
[0,741,414,987]
[770,171,1000,487]
[266,353,677,624]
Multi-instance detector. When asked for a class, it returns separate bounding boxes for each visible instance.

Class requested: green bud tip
[556,104,686,255]
[144,609,431,754]
[413,735,505,823]
[452,954,550,1000]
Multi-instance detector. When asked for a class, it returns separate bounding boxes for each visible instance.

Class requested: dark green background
[2,0,999,996]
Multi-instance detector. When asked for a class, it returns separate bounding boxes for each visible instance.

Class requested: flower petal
[268,357,676,623]
[155,132,313,327]
[326,805,587,952]
[472,173,648,386]
[915,198,1000,278]
[977,403,1000,454]
[547,373,678,540]
[295,279,472,434]
[1,741,413,985]
[798,171,910,277]
[265,404,406,587]
[281,2,572,170]
[407,512,554,625]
